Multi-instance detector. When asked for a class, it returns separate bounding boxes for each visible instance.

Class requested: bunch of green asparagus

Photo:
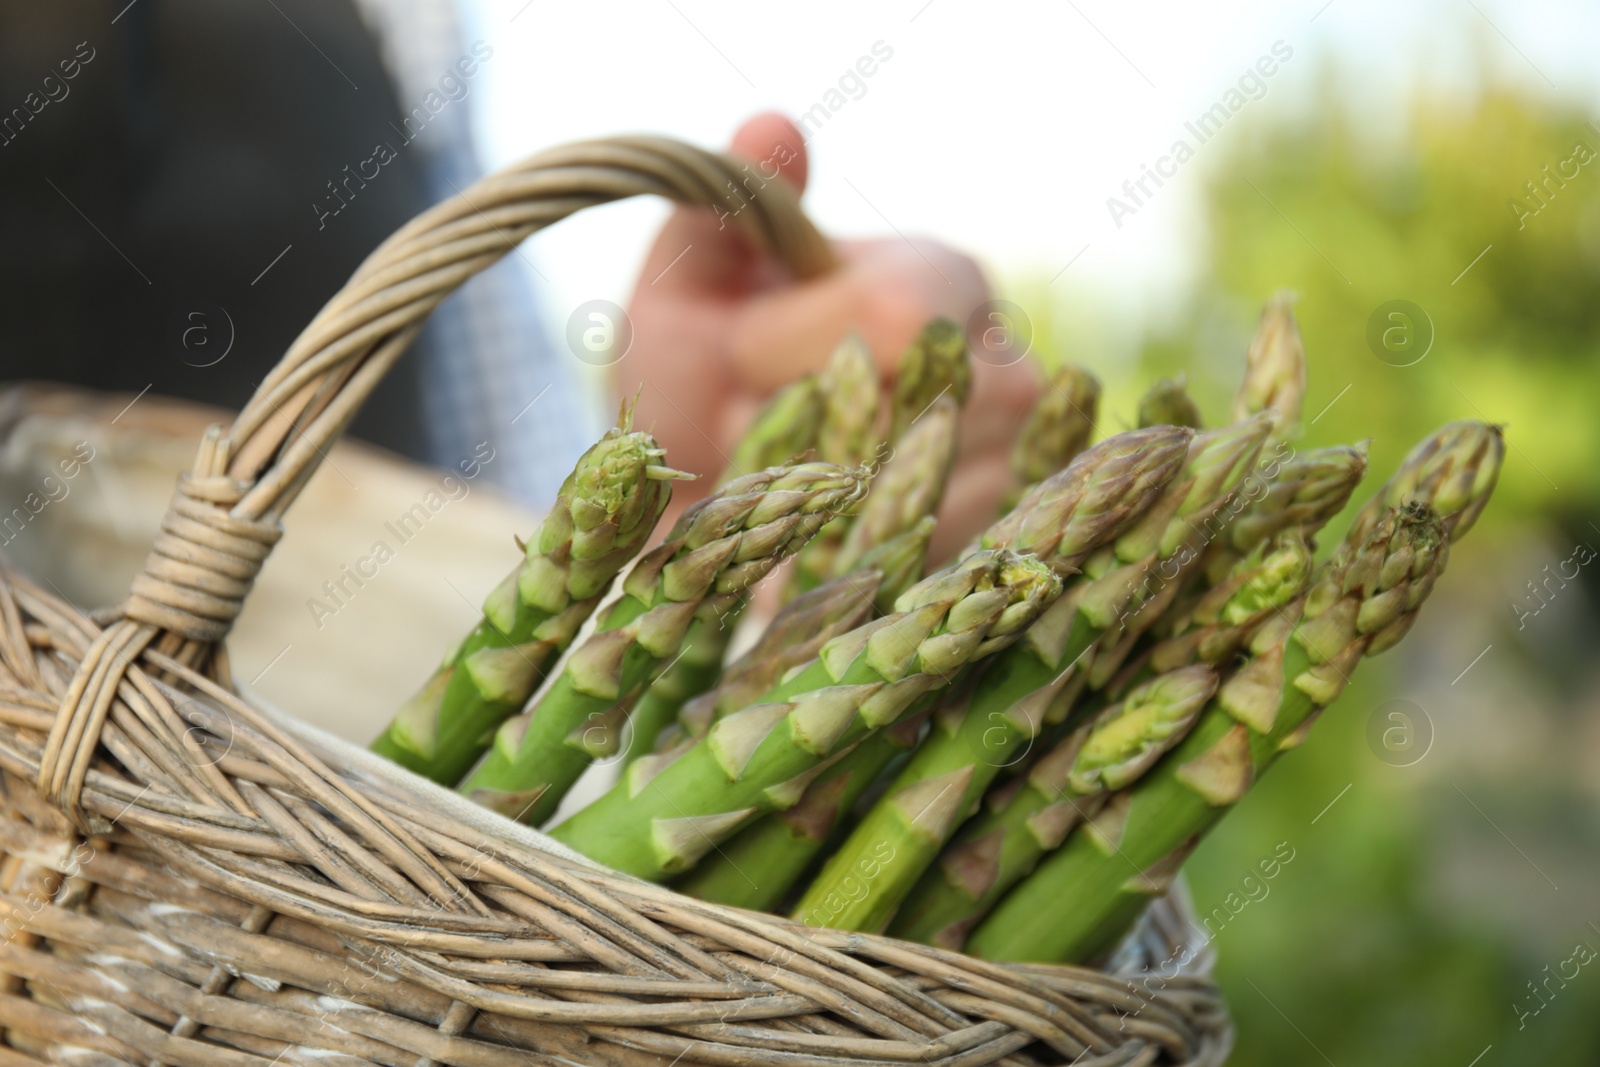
[370,299,1503,965]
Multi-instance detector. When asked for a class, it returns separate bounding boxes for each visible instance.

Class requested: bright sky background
[461,0,1599,368]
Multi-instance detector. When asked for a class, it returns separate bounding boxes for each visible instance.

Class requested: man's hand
[619,112,1039,555]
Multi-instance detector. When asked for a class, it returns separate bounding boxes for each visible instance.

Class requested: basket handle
[40,135,835,825]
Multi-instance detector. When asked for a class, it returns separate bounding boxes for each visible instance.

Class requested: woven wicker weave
[0,136,1231,1067]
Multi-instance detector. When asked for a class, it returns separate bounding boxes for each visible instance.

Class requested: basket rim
[254,676,1220,982]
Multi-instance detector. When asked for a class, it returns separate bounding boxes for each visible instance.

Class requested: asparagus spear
[891,532,1315,948]
[789,330,968,597]
[891,664,1218,949]
[1086,440,1364,689]
[793,417,1271,933]
[1083,441,1366,691]
[1005,364,1100,509]
[370,416,684,784]
[1136,375,1204,430]
[461,461,868,825]
[967,503,1449,962]
[1344,420,1504,551]
[975,424,1193,562]
[1142,531,1318,676]
[789,396,959,599]
[669,521,940,908]
[816,331,881,467]
[672,519,935,745]
[657,525,939,907]
[668,584,874,751]
[846,514,939,613]
[722,376,826,486]
[1200,442,1369,584]
[680,419,1177,910]
[889,318,973,441]
[622,377,830,760]
[1231,291,1307,433]
[547,549,1064,879]
[674,703,934,911]
[642,371,950,761]
[834,397,960,574]
[950,423,1197,709]
[1081,444,1366,697]
[784,334,891,598]
[1185,421,1495,664]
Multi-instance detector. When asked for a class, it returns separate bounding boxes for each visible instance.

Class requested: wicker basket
[0,136,1232,1067]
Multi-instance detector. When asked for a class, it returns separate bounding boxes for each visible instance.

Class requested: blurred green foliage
[1021,68,1600,1065]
